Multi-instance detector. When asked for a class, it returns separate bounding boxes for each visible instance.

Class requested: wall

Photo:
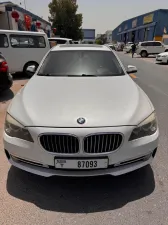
[155,10,168,38]
[0,12,10,29]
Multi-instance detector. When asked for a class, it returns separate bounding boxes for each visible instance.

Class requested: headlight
[129,112,157,141]
[5,114,34,142]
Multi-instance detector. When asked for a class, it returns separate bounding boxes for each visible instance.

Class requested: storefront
[112,9,168,43]
[0,1,51,37]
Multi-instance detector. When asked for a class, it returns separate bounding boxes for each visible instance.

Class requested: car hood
[8,75,154,127]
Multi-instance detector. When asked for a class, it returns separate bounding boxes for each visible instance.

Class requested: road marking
[130,74,137,79]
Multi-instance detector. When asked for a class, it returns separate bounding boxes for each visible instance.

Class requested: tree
[95,39,102,45]
[48,0,83,40]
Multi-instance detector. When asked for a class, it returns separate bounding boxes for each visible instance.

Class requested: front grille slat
[40,134,79,154]
[70,136,73,154]
[46,136,50,152]
[62,135,65,153]
[104,135,108,153]
[94,136,96,154]
[54,136,58,153]
[84,134,122,154]
[101,135,104,153]
[112,134,116,151]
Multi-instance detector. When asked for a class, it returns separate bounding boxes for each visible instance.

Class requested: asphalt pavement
[1,54,168,225]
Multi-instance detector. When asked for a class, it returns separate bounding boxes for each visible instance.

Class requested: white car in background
[48,37,73,47]
[4,44,159,177]
[0,30,50,77]
[123,42,133,53]
[136,41,168,57]
[156,52,168,64]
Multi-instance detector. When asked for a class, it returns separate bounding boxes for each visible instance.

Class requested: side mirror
[127,65,138,74]
[26,65,36,73]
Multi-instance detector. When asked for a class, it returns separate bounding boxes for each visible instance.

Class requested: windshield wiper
[81,74,97,77]
[38,73,77,77]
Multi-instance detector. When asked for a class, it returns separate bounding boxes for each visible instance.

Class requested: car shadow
[7,165,155,213]
[156,63,168,66]
[0,89,14,102]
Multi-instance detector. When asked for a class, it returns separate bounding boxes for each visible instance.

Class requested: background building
[104,30,112,43]
[82,29,95,44]
[0,1,51,37]
[112,9,168,44]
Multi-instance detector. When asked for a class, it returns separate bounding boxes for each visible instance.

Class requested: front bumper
[156,57,167,63]
[4,126,159,177]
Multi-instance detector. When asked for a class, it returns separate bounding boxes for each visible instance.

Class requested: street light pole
[24,0,27,10]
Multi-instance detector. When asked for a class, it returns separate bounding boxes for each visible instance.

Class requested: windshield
[38,50,124,76]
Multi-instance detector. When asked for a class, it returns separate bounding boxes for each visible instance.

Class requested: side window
[10,35,29,48]
[141,42,147,46]
[0,34,9,48]
[10,35,46,48]
[146,42,153,46]
[153,42,161,46]
[56,39,67,44]
[38,36,46,48]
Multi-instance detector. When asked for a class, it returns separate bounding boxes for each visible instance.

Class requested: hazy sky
[11,0,168,33]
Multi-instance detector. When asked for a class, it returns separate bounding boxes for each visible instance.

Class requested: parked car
[156,52,168,64]
[116,42,125,51]
[4,44,159,177]
[105,44,116,50]
[73,41,80,44]
[0,52,13,92]
[136,41,168,57]
[0,30,50,77]
[123,42,133,53]
[48,37,73,47]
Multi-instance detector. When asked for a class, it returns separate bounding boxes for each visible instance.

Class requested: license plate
[55,158,108,170]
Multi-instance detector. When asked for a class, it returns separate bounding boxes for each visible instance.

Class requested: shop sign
[132,19,137,28]
[143,13,154,24]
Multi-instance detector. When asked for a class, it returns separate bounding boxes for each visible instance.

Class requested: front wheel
[23,62,38,78]
[141,51,148,58]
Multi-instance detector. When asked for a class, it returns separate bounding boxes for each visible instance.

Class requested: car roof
[48,37,72,41]
[0,29,46,36]
[51,44,111,51]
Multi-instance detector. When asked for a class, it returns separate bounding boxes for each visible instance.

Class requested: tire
[141,51,148,58]
[23,62,38,78]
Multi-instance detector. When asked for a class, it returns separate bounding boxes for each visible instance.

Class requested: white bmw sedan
[156,52,168,64]
[4,44,159,177]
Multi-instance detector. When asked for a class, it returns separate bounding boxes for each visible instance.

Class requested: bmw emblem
[77,117,86,125]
